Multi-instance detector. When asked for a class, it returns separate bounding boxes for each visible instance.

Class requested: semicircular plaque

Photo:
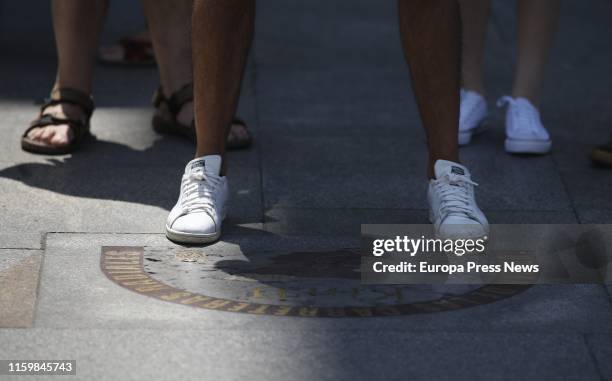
[101,246,529,318]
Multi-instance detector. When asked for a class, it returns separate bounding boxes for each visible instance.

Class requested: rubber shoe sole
[165,212,226,244]
[505,138,552,155]
[165,225,221,244]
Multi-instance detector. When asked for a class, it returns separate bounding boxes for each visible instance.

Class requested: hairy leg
[397,0,461,178]
[459,0,490,94]
[192,0,254,170]
[512,0,560,106]
[28,0,107,147]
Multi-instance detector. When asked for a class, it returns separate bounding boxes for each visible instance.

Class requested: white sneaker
[497,96,552,154]
[459,88,488,146]
[166,155,228,244]
[428,160,489,240]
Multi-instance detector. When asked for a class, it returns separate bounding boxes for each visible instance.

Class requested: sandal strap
[42,88,95,118]
[24,114,89,140]
[25,87,93,140]
[119,37,152,49]
[118,37,154,61]
[152,83,193,116]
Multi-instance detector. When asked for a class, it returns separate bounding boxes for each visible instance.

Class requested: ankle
[463,86,485,97]
[52,83,92,97]
[428,157,460,179]
[460,80,485,96]
[511,92,540,108]
[176,101,194,126]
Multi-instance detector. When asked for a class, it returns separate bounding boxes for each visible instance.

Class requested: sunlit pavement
[1,1,612,380]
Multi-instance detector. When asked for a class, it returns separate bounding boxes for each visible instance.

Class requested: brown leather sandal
[152,83,252,150]
[21,88,95,155]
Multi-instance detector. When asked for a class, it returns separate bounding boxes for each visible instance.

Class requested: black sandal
[152,83,252,149]
[21,88,95,155]
[152,83,196,141]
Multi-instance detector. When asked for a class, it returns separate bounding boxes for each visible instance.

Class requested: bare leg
[52,0,107,93]
[192,0,254,170]
[27,0,107,147]
[141,0,193,126]
[398,0,461,178]
[512,0,560,106]
[459,0,490,94]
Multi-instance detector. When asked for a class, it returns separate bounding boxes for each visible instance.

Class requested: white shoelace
[435,172,479,221]
[497,96,541,134]
[180,169,221,216]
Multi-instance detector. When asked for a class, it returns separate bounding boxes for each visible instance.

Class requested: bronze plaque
[101,246,528,318]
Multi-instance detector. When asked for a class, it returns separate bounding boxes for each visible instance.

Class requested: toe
[28,127,43,141]
[171,212,217,235]
[50,133,69,146]
[40,127,56,143]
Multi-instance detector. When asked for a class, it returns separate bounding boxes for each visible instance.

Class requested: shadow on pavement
[0,137,193,211]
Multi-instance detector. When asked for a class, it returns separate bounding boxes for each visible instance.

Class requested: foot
[26,102,86,148]
[497,96,552,154]
[98,29,155,65]
[428,160,489,240]
[459,88,488,146]
[154,86,251,149]
[228,121,251,146]
[166,155,228,244]
[591,135,612,167]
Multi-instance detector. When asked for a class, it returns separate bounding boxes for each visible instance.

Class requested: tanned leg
[144,0,252,143]
[397,0,461,178]
[27,0,107,147]
[512,0,560,106]
[141,0,194,126]
[459,0,490,94]
[192,0,255,171]
[52,0,107,93]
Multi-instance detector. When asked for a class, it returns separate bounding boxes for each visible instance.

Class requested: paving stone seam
[247,47,267,228]
[4,328,609,335]
[0,247,42,251]
[261,207,576,212]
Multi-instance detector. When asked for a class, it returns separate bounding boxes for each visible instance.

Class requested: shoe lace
[181,169,221,215]
[497,96,541,134]
[435,172,479,221]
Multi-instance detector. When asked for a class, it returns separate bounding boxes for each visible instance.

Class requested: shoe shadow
[2,136,380,299]
[1,134,268,240]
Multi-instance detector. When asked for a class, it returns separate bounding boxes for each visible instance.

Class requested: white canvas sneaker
[497,96,552,154]
[459,88,488,146]
[166,155,228,244]
[428,160,489,240]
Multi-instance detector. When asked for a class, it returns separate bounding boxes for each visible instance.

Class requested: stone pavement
[1,0,612,380]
